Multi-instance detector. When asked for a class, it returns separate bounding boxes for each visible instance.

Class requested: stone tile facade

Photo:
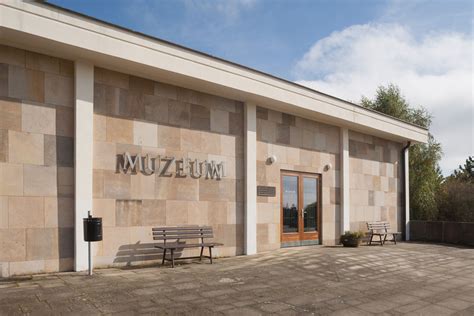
[0,45,75,277]
[349,131,403,232]
[256,107,341,250]
[0,44,407,276]
[92,67,245,267]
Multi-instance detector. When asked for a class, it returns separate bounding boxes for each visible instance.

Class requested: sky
[50,0,474,176]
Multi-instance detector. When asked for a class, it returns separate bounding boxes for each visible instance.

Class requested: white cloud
[294,23,474,175]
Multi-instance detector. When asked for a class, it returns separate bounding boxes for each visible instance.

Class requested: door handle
[301,209,305,219]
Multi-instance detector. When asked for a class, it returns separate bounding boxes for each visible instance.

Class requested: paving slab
[0,242,473,315]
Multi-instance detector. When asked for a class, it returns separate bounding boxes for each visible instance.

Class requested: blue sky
[50,0,473,175]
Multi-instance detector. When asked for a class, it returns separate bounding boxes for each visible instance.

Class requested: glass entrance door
[281,171,320,246]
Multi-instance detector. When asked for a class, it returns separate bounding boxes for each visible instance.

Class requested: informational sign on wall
[116,152,226,180]
[257,186,276,197]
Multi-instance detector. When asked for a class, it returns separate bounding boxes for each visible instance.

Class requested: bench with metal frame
[366,221,401,246]
[153,226,222,268]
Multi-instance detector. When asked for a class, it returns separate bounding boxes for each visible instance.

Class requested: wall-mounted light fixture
[266,155,277,165]
[324,163,332,172]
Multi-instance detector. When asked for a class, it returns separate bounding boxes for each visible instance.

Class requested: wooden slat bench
[366,221,402,246]
[153,226,223,268]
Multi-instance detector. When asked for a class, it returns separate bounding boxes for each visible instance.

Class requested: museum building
[0,1,428,276]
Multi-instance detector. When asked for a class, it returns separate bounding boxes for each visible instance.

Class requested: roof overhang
[0,1,428,144]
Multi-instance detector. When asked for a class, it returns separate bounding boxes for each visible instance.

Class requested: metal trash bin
[83,215,103,242]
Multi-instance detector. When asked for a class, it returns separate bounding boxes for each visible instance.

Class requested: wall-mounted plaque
[257,186,276,197]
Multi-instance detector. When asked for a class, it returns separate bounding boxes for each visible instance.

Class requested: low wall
[410,220,474,247]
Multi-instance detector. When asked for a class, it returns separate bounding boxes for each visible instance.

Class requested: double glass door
[281,171,321,245]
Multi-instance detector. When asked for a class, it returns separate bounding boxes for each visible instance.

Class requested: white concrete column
[404,148,410,240]
[244,102,257,255]
[74,61,94,271]
[340,127,350,233]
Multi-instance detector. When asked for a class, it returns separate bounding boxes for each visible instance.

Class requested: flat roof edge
[37,1,429,132]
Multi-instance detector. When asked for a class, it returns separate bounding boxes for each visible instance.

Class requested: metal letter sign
[117,152,226,180]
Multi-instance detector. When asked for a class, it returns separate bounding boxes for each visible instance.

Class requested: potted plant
[340,231,365,247]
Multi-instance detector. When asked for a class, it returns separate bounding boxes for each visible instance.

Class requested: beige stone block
[59,59,74,77]
[129,226,154,245]
[103,171,131,199]
[129,75,154,95]
[364,174,374,190]
[210,109,229,134]
[381,176,389,192]
[288,126,302,148]
[8,260,46,276]
[44,197,74,228]
[299,149,312,167]
[131,173,155,199]
[0,162,23,196]
[256,223,269,249]
[106,117,133,144]
[200,131,221,155]
[115,200,142,226]
[9,196,44,228]
[186,201,208,225]
[190,104,210,131]
[157,125,180,150]
[257,203,276,224]
[168,99,190,128]
[0,129,7,162]
[155,176,173,200]
[93,141,116,171]
[95,67,129,89]
[0,45,25,66]
[141,200,166,226]
[22,102,56,135]
[25,51,60,74]
[220,134,238,157]
[165,200,188,225]
[8,131,44,165]
[26,228,59,260]
[265,165,280,184]
[270,144,287,164]
[286,147,300,165]
[256,141,268,162]
[0,228,26,261]
[0,196,7,229]
[207,201,227,225]
[133,121,157,147]
[180,128,202,152]
[310,152,321,168]
[324,170,337,188]
[101,227,130,257]
[57,166,74,196]
[8,65,45,103]
[122,88,148,121]
[94,115,107,141]
[24,165,57,196]
[93,170,104,198]
[259,119,276,143]
[176,177,199,201]
[56,105,74,137]
[44,73,73,107]
[0,98,22,131]
[226,202,243,225]
[93,199,116,227]
[154,81,177,99]
[351,158,363,174]
[386,163,394,178]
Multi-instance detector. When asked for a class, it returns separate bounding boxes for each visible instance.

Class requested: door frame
[280,170,322,245]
